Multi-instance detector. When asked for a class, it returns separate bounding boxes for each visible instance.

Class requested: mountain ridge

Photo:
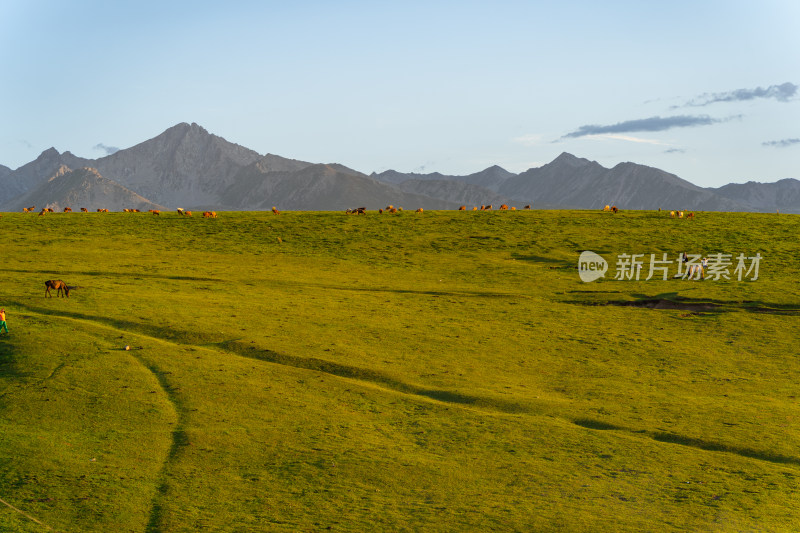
[0,166,165,212]
[1,123,796,212]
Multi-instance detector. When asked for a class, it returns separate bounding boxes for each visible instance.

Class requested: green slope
[0,209,798,531]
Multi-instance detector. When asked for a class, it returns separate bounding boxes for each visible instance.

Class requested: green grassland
[0,208,798,532]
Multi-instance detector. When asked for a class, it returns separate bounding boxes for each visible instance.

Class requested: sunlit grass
[0,209,798,531]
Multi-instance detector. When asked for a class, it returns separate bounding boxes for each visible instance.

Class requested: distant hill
[498,153,750,211]
[371,165,515,191]
[710,179,800,213]
[0,148,92,205]
[220,162,460,211]
[458,165,517,191]
[0,166,164,212]
[370,166,516,207]
[0,123,796,212]
[396,179,513,207]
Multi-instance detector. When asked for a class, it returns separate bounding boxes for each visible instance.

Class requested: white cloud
[584,134,673,146]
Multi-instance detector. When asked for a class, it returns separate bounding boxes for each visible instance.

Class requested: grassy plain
[0,208,798,532]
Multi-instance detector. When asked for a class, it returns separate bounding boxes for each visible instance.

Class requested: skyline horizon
[2,2,798,187]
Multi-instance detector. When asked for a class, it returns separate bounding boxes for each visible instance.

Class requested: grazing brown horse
[45,280,70,298]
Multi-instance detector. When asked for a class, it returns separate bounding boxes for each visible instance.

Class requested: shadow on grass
[0,337,25,383]
[11,303,219,347]
[216,339,530,414]
[510,253,576,271]
[18,303,799,467]
[10,303,530,415]
[573,418,800,466]
[573,418,625,431]
[510,253,570,264]
[566,293,800,315]
[3,268,222,283]
[275,280,522,300]
[650,432,800,466]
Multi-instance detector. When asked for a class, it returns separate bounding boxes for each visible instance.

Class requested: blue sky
[1,0,798,187]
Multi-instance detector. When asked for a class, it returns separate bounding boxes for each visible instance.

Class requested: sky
[1,0,798,187]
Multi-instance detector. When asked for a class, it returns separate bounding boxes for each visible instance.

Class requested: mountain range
[1,122,796,213]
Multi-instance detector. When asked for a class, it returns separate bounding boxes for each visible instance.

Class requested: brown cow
[611,206,618,213]
[63,207,72,213]
[415,208,423,213]
[45,280,70,298]
[151,210,161,215]
[272,207,280,215]
[524,205,531,210]
[80,207,88,212]
[500,204,509,210]
[458,206,466,211]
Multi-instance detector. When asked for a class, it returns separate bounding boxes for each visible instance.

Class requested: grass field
[0,208,798,532]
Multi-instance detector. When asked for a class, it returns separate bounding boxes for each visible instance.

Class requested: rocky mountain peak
[550,152,592,168]
[37,147,61,160]
[48,164,72,181]
[80,167,104,179]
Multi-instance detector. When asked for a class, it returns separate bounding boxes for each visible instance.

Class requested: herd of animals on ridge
[18,203,699,218]
[26,206,218,217]
[30,203,696,300]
